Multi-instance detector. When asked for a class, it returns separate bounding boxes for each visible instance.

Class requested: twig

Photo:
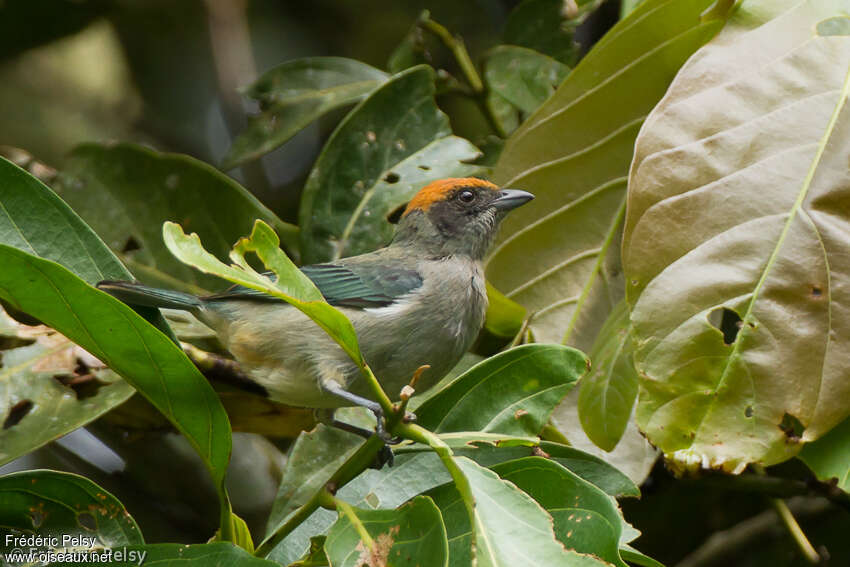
[417,14,507,137]
[675,497,831,567]
[752,464,821,564]
[333,496,374,551]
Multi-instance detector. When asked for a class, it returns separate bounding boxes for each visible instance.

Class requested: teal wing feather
[204,264,422,308]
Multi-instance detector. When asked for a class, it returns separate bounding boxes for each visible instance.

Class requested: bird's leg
[321,381,400,444]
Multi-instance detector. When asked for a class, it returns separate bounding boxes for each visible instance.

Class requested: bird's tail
[97,280,203,311]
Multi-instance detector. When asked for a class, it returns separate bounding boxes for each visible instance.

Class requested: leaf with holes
[0,245,232,492]
[0,307,133,466]
[298,65,483,264]
[222,57,389,169]
[55,143,298,291]
[491,457,632,567]
[325,496,448,567]
[577,301,639,452]
[623,0,850,472]
[0,156,176,465]
[0,470,143,548]
[426,456,610,567]
[414,344,587,436]
[486,0,731,482]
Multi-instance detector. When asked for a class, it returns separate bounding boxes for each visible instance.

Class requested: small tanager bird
[99,178,533,437]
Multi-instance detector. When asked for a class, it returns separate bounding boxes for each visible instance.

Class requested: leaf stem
[395,423,476,529]
[753,465,821,564]
[255,436,386,557]
[333,496,375,550]
[417,14,508,137]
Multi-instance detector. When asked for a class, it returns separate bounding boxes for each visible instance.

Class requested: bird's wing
[204,263,423,309]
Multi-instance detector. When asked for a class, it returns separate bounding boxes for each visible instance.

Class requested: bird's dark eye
[458,190,475,203]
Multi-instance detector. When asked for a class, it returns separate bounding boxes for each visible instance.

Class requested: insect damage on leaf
[355,526,399,567]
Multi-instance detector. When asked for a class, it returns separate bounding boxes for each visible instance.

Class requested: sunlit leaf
[163,219,362,363]
[487,0,731,483]
[623,0,850,472]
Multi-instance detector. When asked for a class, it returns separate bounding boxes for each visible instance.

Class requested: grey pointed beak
[491,188,534,211]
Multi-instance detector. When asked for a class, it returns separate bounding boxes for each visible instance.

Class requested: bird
[98,178,533,439]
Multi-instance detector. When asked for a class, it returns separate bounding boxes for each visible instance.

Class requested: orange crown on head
[402,178,498,217]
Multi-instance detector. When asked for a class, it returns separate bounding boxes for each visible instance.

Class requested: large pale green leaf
[427,457,609,567]
[0,245,232,489]
[623,0,850,473]
[55,143,297,291]
[484,46,569,116]
[163,219,362,363]
[222,57,389,169]
[415,344,586,436]
[325,496,448,567]
[577,301,638,452]
[298,65,483,264]
[486,0,730,481]
[0,470,143,547]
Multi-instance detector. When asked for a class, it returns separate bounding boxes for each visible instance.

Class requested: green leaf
[453,440,640,499]
[484,45,569,115]
[0,156,172,464]
[487,0,730,483]
[800,415,850,491]
[491,457,629,566]
[427,456,609,566]
[266,411,371,535]
[623,0,850,472]
[481,281,527,342]
[0,157,169,333]
[55,143,298,291]
[577,301,638,451]
[0,309,133,466]
[298,65,483,264]
[222,57,389,169]
[325,496,448,567]
[163,219,362,363]
[0,245,232,490]
[0,470,143,547]
[415,344,587,436]
[503,0,602,66]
